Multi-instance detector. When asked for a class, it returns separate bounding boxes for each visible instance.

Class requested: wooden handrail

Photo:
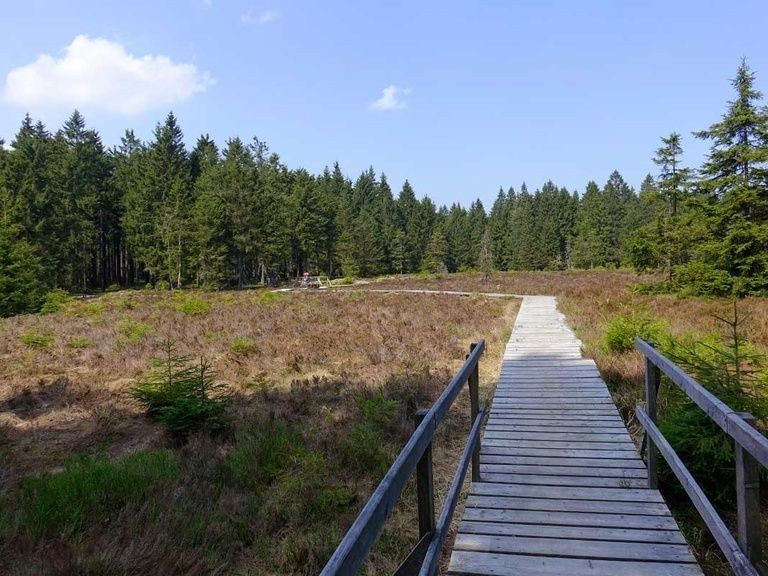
[320,340,486,576]
[635,338,768,576]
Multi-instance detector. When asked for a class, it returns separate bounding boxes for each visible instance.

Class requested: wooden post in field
[468,342,481,482]
[645,357,661,489]
[736,412,762,573]
[414,409,435,538]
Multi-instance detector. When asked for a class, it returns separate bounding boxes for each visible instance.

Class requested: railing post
[414,409,435,538]
[736,412,762,572]
[467,343,481,482]
[645,356,661,489]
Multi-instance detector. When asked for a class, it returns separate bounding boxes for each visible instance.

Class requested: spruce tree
[694,60,768,292]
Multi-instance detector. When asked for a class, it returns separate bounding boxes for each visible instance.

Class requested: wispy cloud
[2,35,213,115]
[370,85,410,111]
[241,8,280,25]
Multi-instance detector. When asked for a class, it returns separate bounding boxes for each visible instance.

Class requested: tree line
[1,60,766,315]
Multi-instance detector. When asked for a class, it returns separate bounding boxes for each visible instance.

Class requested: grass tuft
[11,450,179,540]
[20,332,53,348]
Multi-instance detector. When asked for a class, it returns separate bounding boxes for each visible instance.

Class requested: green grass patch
[117,318,152,343]
[253,291,284,306]
[20,332,53,348]
[11,450,179,539]
[171,294,212,316]
[66,336,91,349]
[231,337,256,355]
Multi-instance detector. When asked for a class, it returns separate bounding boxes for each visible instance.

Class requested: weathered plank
[453,533,695,562]
[464,494,667,515]
[448,551,702,576]
[458,520,687,544]
[462,508,681,530]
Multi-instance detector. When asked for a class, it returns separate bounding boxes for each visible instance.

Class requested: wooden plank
[484,425,628,434]
[480,454,646,469]
[453,533,696,562]
[479,463,647,479]
[481,446,640,459]
[462,508,681,530]
[479,472,647,488]
[448,551,703,576]
[470,481,664,503]
[465,494,668,515]
[482,439,637,450]
[483,431,632,442]
[458,520,687,544]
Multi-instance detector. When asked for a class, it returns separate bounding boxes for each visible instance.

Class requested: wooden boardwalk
[447,296,703,576]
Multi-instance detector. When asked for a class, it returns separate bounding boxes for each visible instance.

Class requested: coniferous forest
[1,61,767,316]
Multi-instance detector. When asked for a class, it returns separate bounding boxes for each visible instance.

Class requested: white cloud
[370,85,410,111]
[241,8,280,25]
[2,35,213,115]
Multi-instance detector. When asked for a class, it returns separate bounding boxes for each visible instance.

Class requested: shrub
[66,336,90,349]
[226,422,306,487]
[155,280,171,291]
[672,261,734,296]
[172,294,212,316]
[39,289,72,315]
[13,450,179,539]
[117,318,151,343]
[358,390,398,434]
[131,341,229,437]
[20,332,53,348]
[341,423,392,477]
[231,337,256,355]
[603,312,667,353]
[253,291,283,306]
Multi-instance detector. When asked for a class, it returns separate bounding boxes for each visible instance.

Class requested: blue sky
[1,0,767,207]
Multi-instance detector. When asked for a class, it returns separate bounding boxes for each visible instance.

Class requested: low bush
[172,294,212,316]
[603,311,667,353]
[231,337,256,355]
[672,261,734,297]
[12,450,179,539]
[20,332,53,348]
[39,289,72,315]
[253,291,283,306]
[117,318,151,343]
[131,341,230,437]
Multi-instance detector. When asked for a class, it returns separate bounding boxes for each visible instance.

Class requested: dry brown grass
[0,288,518,575]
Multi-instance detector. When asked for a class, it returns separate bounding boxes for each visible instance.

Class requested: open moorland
[0,289,519,575]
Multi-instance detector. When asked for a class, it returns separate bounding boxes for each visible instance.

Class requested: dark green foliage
[603,312,667,353]
[0,59,767,304]
[130,341,229,437]
[11,450,179,539]
[0,227,47,317]
[657,304,768,505]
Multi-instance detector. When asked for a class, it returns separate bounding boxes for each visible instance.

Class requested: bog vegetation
[0,290,517,575]
[1,61,768,318]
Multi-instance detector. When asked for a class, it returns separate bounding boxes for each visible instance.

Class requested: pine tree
[694,60,768,292]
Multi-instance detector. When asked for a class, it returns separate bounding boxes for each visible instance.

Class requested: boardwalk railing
[320,340,486,576]
[635,338,768,576]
